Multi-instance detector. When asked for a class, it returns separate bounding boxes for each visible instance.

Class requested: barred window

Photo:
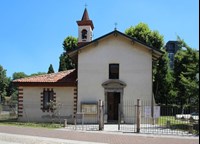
[43,89,54,109]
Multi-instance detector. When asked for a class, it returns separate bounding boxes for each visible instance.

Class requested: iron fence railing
[118,100,199,136]
[0,104,18,121]
[0,100,199,137]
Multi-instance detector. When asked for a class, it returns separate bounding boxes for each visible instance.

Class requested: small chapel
[13,8,162,123]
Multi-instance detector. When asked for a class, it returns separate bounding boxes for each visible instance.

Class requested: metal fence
[65,112,99,131]
[118,99,199,136]
[0,104,18,121]
[64,100,103,131]
[1,100,199,136]
[16,102,101,131]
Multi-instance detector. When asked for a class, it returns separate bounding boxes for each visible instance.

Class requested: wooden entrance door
[107,92,120,121]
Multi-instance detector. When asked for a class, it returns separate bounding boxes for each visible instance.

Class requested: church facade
[13,8,162,123]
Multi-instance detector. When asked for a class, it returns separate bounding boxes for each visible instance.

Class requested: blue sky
[0,0,199,77]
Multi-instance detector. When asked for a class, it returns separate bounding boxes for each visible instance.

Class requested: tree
[58,36,78,71]
[6,77,14,98]
[174,45,199,108]
[12,72,27,80]
[0,65,9,103]
[125,22,164,50]
[58,54,67,72]
[30,72,46,76]
[7,72,28,104]
[48,64,55,74]
[153,50,174,104]
[63,36,78,52]
[172,36,199,114]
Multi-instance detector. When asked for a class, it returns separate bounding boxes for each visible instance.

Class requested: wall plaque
[81,103,97,114]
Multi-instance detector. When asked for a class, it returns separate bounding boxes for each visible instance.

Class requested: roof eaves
[67,30,117,56]
[13,82,76,87]
[116,30,164,54]
[68,30,164,57]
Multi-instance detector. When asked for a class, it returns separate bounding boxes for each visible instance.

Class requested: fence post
[64,119,67,127]
[98,100,104,130]
[136,99,141,133]
[118,103,121,130]
[81,112,84,130]
[74,115,77,130]
[151,93,155,125]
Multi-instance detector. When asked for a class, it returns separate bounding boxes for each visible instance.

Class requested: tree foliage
[125,22,164,50]
[12,72,28,80]
[63,36,78,52]
[153,50,174,104]
[0,65,9,102]
[48,64,55,74]
[58,36,78,71]
[30,72,46,76]
[58,53,67,72]
[173,39,199,107]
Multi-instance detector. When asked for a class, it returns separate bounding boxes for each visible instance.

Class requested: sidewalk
[0,133,107,144]
[0,125,199,144]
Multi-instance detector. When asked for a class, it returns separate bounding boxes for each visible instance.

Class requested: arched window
[81,29,87,40]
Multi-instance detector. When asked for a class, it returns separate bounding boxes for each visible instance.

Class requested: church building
[13,8,162,123]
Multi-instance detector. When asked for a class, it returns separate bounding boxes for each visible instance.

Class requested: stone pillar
[136,99,141,133]
[98,100,104,130]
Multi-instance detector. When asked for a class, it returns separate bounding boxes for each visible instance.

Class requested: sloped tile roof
[13,69,77,86]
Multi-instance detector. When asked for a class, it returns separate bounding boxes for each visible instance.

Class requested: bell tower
[77,8,94,46]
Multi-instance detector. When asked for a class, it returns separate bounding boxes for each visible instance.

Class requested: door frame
[107,92,121,121]
[102,79,126,123]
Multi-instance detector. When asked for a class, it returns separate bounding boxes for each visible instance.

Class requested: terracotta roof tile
[13,69,77,84]
[81,8,90,21]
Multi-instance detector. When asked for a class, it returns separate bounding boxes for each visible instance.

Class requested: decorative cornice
[102,79,126,89]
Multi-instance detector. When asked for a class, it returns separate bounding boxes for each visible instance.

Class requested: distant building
[165,41,180,69]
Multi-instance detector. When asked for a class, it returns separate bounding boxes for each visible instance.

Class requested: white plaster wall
[19,87,74,122]
[78,34,152,114]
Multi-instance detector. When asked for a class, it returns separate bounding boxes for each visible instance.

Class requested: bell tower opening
[81,29,88,41]
[77,8,94,46]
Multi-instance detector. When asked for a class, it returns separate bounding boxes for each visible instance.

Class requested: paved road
[0,125,198,144]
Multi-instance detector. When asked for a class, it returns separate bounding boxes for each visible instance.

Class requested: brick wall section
[73,88,78,116]
[18,88,23,117]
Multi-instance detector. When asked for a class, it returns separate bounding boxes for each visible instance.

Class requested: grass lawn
[0,120,63,129]
[158,116,188,125]
[158,116,199,134]
[0,114,63,129]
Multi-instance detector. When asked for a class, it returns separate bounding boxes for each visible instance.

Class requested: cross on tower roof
[77,7,94,30]
[114,22,118,30]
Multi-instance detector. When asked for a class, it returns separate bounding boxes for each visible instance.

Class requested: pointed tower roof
[81,8,90,21]
[77,8,94,30]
